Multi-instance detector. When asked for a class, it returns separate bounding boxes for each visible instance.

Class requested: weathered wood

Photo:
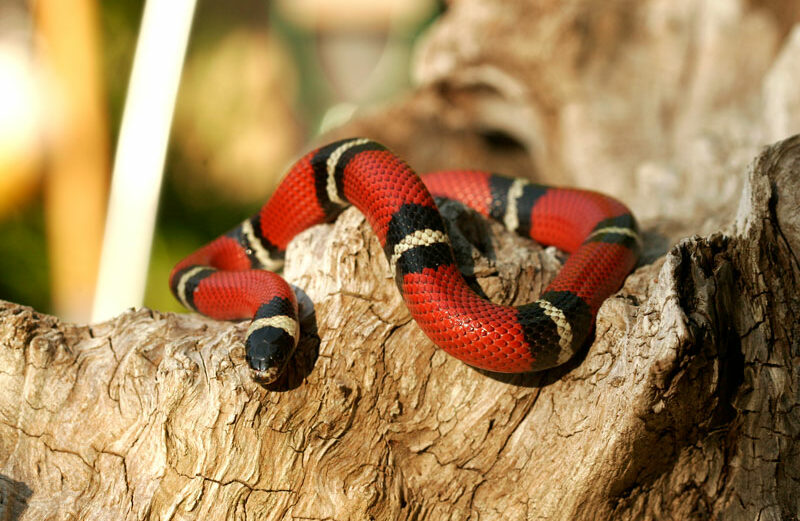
[1,136,799,519]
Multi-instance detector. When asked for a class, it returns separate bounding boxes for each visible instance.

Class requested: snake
[170,137,641,383]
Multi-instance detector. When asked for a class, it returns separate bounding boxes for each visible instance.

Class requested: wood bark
[1,137,799,519]
[3,1,800,520]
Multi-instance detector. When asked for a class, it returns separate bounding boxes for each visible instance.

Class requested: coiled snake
[170,138,640,383]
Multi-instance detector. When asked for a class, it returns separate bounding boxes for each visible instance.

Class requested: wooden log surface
[1,135,799,519]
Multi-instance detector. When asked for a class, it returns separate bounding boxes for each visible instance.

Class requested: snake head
[245,318,298,384]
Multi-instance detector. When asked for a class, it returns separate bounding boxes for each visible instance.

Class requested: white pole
[92,0,197,322]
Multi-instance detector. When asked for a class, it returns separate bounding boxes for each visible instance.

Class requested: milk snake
[170,138,640,383]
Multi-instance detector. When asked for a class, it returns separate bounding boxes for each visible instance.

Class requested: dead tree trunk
[1,136,799,520]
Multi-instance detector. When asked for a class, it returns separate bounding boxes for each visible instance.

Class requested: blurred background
[0,0,442,323]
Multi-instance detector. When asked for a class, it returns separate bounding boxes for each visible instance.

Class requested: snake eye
[245,325,296,384]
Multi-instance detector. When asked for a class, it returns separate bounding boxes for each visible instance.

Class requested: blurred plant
[0,26,41,218]
[272,0,440,131]
[0,2,47,310]
[172,29,302,207]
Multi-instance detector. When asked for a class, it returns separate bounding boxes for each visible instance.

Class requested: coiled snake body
[170,138,640,383]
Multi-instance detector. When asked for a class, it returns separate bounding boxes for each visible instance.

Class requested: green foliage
[0,203,50,312]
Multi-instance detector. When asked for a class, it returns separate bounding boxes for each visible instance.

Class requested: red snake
[170,138,640,383]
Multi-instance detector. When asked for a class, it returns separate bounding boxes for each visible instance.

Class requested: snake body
[170,138,640,383]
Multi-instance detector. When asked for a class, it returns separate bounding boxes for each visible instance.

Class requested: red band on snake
[170,138,640,383]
